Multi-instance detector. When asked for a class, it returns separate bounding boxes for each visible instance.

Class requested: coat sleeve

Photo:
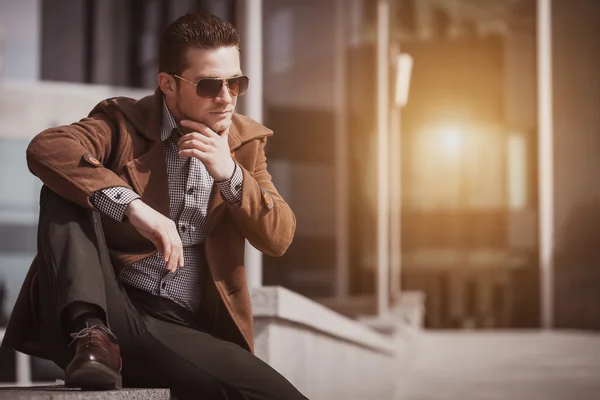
[26,113,134,210]
[227,137,296,257]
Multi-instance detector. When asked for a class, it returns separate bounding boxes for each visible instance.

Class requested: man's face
[170,46,242,133]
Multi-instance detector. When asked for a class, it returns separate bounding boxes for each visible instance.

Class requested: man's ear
[158,72,176,95]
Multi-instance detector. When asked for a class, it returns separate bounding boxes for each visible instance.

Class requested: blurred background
[0,0,599,397]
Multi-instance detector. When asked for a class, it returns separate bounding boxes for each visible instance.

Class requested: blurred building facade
[388,0,540,329]
[388,0,600,330]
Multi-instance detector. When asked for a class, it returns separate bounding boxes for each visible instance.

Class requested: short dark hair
[159,12,241,75]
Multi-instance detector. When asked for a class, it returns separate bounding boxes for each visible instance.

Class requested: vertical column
[389,105,402,301]
[237,0,264,288]
[391,51,413,303]
[537,0,554,329]
[377,0,390,317]
[334,0,350,300]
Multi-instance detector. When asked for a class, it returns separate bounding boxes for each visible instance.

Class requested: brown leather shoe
[65,325,122,390]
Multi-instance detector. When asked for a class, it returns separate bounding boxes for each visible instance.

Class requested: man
[2,12,306,400]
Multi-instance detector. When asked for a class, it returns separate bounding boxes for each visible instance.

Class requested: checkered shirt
[91,97,243,311]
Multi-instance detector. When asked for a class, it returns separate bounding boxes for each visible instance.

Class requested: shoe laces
[69,324,117,347]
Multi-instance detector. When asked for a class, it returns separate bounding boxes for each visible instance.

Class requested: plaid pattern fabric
[92,187,140,222]
[91,97,243,311]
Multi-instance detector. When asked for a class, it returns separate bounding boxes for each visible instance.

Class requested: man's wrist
[217,163,243,206]
[124,198,142,218]
[215,159,236,183]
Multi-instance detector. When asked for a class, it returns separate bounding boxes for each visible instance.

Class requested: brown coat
[2,88,295,357]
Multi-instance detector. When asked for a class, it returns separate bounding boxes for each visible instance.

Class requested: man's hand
[124,199,184,272]
[178,120,235,182]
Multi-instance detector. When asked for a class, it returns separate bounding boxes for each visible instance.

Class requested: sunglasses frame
[171,74,249,98]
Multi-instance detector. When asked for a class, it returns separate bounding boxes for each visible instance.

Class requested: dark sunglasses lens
[229,76,249,96]
[196,79,223,98]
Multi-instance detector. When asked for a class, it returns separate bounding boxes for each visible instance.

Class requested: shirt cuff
[91,187,141,222]
[216,163,243,206]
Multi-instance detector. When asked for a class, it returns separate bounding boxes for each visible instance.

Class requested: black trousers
[34,186,308,400]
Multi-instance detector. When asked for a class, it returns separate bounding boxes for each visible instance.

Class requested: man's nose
[214,83,233,104]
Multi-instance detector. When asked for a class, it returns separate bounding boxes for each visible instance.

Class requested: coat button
[181,225,186,233]
[161,282,166,289]
[187,187,194,195]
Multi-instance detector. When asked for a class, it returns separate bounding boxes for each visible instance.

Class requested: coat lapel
[205,115,272,235]
[123,88,170,217]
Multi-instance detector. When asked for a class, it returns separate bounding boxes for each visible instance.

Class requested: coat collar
[96,87,274,150]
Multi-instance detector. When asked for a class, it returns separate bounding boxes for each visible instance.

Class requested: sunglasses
[172,74,249,98]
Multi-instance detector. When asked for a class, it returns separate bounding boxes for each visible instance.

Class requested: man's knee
[39,186,94,227]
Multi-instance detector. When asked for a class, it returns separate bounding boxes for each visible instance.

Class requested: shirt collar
[161,96,179,142]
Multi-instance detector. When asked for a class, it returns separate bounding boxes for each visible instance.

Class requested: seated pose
[2,12,306,400]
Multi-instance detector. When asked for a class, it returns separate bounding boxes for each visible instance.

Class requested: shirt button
[187,187,194,195]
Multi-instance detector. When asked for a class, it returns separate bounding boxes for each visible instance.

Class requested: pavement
[396,330,600,400]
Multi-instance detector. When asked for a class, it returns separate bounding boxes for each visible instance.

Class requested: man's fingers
[172,242,183,270]
[157,231,172,265]
[166,228,183,272]
[179,149,212,162]
[165,239,175,271]
[167,251,178,272]
[149,237,165,256]
[178,132,211,146]
[148,233,170,268]
[178,138,209,152]
[172,233,184,269]
[178,251,185,269]
[167,230,180,272]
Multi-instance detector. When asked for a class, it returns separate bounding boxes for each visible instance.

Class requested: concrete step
[0,386,171,400]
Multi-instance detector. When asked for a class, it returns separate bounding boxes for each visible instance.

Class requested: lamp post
[537,0,554,330]
[376,0,390,317]
[390,52,413,302]
[334,0,350,301]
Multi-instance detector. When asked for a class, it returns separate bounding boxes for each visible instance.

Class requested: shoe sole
[65,361,122,390]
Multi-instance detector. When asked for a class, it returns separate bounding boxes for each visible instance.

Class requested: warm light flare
[439,126,464,153]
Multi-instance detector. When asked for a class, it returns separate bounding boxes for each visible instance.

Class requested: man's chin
[210,118,233,134]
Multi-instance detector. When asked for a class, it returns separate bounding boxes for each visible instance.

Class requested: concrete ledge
[252,286,396,355]
[0,387,170,400]
[251,286,398,400]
